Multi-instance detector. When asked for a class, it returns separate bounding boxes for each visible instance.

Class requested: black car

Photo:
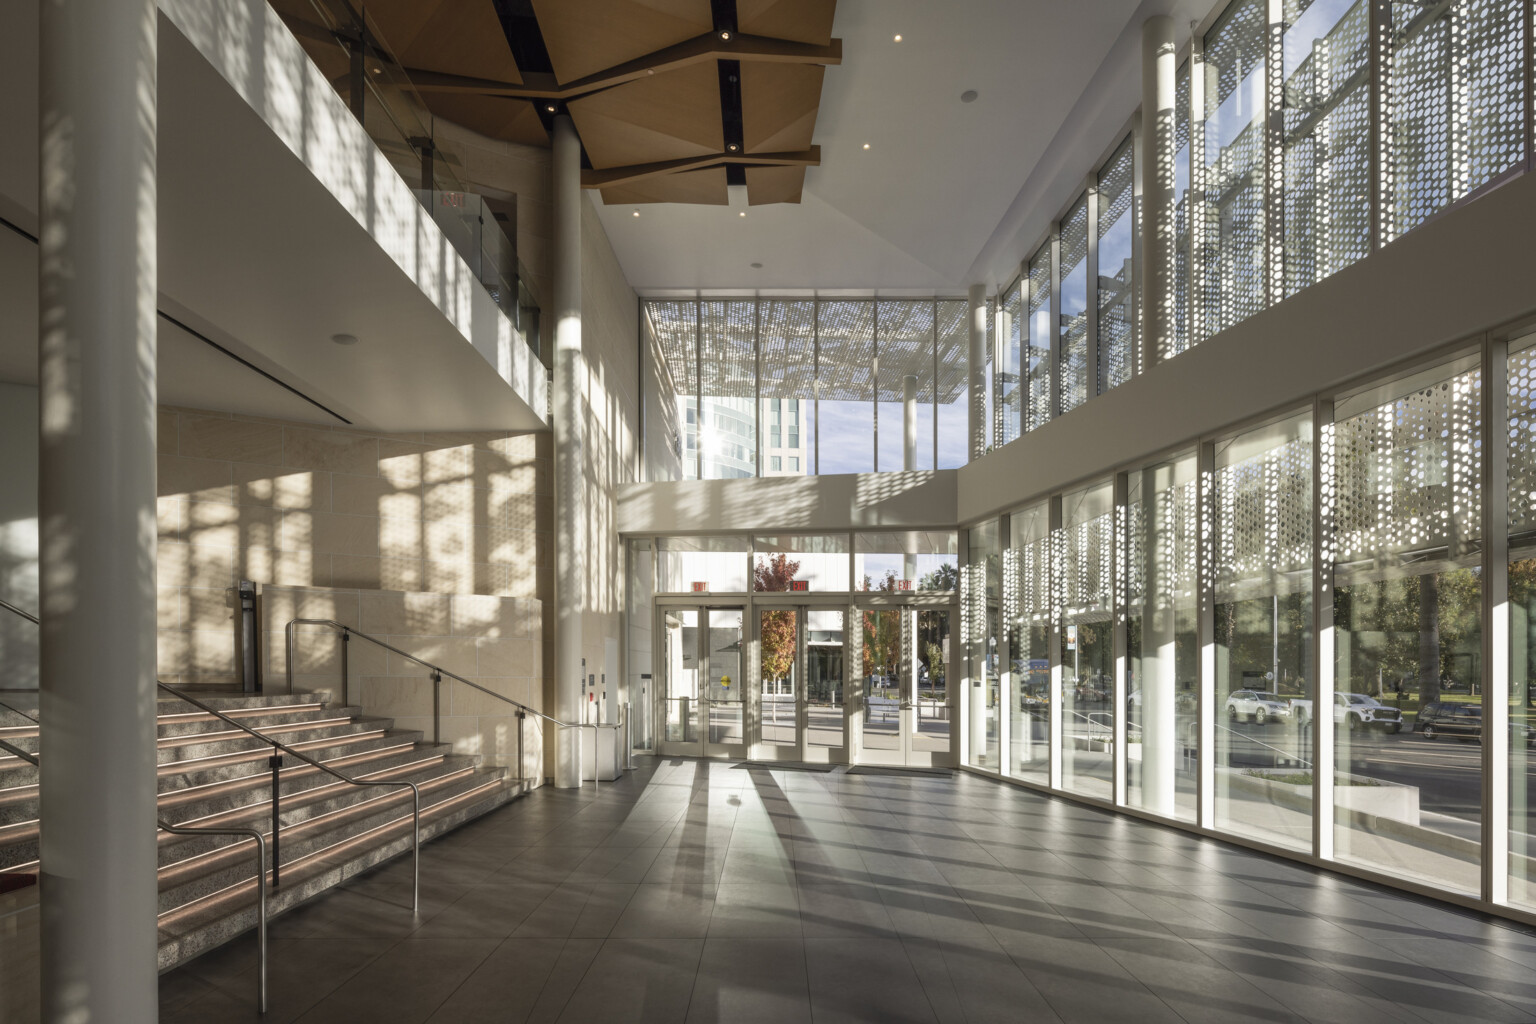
[1416,702,1483,742]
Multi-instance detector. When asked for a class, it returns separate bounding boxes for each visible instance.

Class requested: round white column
[966,284,987,461]
[1140,15,1177,369]
[38,0,161,1018]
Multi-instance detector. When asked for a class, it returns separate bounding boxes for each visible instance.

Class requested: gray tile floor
[160,757,1536,1023]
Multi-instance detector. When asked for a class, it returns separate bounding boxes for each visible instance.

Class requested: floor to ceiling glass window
[816,301,877,475]
[1282,0,1371,298]
[997,280,1024,446]
[1509,335,1536,909]
[1058,196,1091,415]
[627,539,656,750]
[1201,0,1268,336]
[1096,138,1137,392]
[1212,413,1314,850]
[1331,355,1483,894]
[698,300,757,479]
[657,536,750,593]
[936,300,971,469]
[1126,453,1199,823]
[854,532,959,591]
[1026,245,1052,433]
[965,522,1002,770]
[876,300,936,471]
[759,300,817,477]
[1058,481,1117,800]
[1008,503,1051,783]
[755,534,851,592]
[648,300,700,479]
[1384,0,1526,241]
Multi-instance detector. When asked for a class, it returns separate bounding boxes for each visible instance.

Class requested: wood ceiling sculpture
[268,0,838,206]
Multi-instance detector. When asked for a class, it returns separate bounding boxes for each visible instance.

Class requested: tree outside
[755,553,801,690]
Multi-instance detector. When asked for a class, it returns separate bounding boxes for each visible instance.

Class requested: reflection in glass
[855,532,959,591]
[1126,454,1199,823]
[759,608,797,745]
[998,280,1024,446]
[1096,139,1137,392]
[965,522,1001,769]
[1332,360,1482,893]
[1212,415,1314,849]
[1058,483,1116,800]
[1026,246,1052,432]
[1009,504,1051,783]
[706,608,745,744]
[861,606,903,753]
[1509,338,1536,907]
[1059,196,1090,415]
[754,535,850,592]
[915,609,954,755]
[663,609,699,742]
[807,610,846,751]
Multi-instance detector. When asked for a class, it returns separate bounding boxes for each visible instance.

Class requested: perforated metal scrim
[1283,0,1371,298]
[935,300,970,407]
[758,300,817,401]
[1202,0,1269,338]
[1059,197,1091,416]
[1386,0,1526,241]
[1511,344,1536,534]
[700,300,757,399]
[646,300,699,395]
[1214,437,1314,600]
[1098,139,1137,393]
[875,300,935,402]
[1333,369,1483,563]
[1174,60,1193,359]
[814,300,876,403]
[1027,245,1053,433]
[1056,509,1116,622]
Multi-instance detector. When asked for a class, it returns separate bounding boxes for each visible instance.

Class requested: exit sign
[789,580,809,592]
[897,579,914,591]
[691,582,709,593]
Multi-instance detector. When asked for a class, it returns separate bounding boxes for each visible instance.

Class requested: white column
[967,284,986,461]
[1140,467,1177,817]
[1140,15,1177,369]
[552,115,585,787]
[38,0,160,1018]
[902,374,917,472]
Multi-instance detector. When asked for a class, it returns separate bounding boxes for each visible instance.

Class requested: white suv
[1224,690,1293,725]
[1288,692,1403,733]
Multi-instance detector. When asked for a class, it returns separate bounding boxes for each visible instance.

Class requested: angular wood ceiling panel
[568,63,724,169]
[603,167,730,205]
[423,94,549,147]
[745,165,806,205]
[364,0,522,84]
[736,0,836,46]
[531,0,713,84]
[741,63,823,154]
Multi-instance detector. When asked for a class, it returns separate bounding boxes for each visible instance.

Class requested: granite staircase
[0,690,526,970]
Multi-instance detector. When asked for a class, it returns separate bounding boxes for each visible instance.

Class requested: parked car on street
[1334,693,1403,732]
[1224,690,1293,725]
[1415,702,1536,745]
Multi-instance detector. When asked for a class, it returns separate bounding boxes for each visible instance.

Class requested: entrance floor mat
[731,761,837,773]
[844,765,954,778]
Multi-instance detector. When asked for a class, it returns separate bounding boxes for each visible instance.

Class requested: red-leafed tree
[755,553,801,684]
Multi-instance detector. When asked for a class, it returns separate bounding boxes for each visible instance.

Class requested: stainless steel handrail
[285,618,600,788]
[158,819,269,1014]
[0,738,38,766]
[0,597,38,624]
[156,681,420,914]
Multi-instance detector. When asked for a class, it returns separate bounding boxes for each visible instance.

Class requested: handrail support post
[432,671,442,747]
[269,747,283,888]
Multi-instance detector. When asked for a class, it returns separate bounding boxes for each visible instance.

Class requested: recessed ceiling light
[370,66,383,75]
[330,333,359,346]
[632,210,640,217]
[720,29,731,40]
[893,34,902,42]
[727,143,739,152]
[546,103,557,113]
[862,143,870,150]
[961,90,979,103]
[739,211,746,217]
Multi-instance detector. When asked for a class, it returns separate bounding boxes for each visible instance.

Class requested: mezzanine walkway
[161,757,1536,1023]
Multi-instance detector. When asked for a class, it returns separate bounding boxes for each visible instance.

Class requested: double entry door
[856,603,956,768]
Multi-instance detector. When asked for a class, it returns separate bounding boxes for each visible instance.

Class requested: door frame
[850,594,959,767]
[654,599,751,760]
[752,597,854,763]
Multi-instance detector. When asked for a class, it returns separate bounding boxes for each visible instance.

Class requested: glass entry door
[757,606,848,762]
[858,604,956,767]
[659,605,748,758]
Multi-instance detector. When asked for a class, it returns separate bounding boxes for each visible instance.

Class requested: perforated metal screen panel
[1098,139,1137,393]
[1511,343,1536,536]
[646,300,699,396]
[999,281,1024,446]
[1214,437,1314,600]
[815,300,876,403]
[1174,59,1193,360]
[1059,196,1091,416]
[1027,246,1053,433]
[758,300,817,401]
[700,300,757,399]
[875,301,936,402]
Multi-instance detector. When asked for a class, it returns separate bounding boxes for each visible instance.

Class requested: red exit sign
[789,580,809,592]
[691,582,709,593]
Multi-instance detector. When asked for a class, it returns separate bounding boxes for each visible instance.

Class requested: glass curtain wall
[877,301,936,472]
[754,535,851,592]
[936,301,971,469]
[1212,414,1314,850]
[1511,335,1536,909]
[657,536,750,593]
[649,300,700,479]
[855,532,960,591]
[1057,482,1117,800]
[759,300,817,476]
[1026,245,1053,433]
[965,522,1002,770]
[1282,0,1371,298]
[699,300,758,479]
[1009,503,1051,783]
[1097,139,1137,392]
[1126,454,1199,823]
[1201,0,1268,337]
[1331,356,1483,894]
[1059,196,1091,415]
[1172,59,1193,358]
[814,301,877,475]
[998,281,1024,447]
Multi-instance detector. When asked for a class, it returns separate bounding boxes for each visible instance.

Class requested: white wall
[0,382,38,688]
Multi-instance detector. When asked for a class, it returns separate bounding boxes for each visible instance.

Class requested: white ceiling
[593,0,1199,294]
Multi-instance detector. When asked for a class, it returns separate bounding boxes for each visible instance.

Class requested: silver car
[1224,690,1293,725]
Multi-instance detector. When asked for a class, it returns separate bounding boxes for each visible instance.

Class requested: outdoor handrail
[285,618,600,788]
[157,819,269,1014]
[156,681,420,915]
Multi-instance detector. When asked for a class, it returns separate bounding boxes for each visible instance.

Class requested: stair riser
[155,732,421,791]
[154,719,394,767]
